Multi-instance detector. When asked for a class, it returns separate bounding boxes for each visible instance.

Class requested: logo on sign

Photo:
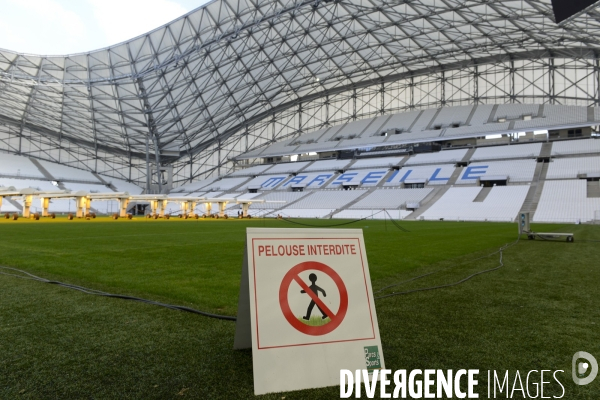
[279,261,349,336]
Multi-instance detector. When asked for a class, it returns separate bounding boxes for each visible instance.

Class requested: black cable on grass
[383,209,410,232]
[0,266,236,321]
[373,237,520,300]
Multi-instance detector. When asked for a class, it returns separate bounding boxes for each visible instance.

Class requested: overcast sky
[0,0,209,55]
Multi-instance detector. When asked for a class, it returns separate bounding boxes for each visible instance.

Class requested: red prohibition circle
[279,261,348,336]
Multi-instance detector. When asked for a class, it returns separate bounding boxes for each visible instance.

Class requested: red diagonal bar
[293,274,336,319]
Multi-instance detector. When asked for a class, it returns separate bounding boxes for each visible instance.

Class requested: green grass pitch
[0,217,598,398]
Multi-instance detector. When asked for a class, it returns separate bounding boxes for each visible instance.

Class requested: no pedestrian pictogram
[279,261,348,336]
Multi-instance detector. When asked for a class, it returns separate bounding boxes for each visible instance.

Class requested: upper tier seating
[38,160,100,182]
[348,157,405,169]
[551,138,600,156]
[420,185,530,222]
[229,164,273,177]
[384,164,456,186]
[404,149,468,165]
[0,153,45,178]
[302,159,352,172]
[350,188,433,209]
[287,189,366,209]
[264,161,310,174]
[470,143,542,161]
[533,180,600,223]
[546,156,600,179]
[456,160,537,183]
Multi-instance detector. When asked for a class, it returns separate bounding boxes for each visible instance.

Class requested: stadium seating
[470,143,542,161]
[420,185,530,222]
[0,178,57,191]
[456,160,537,183]
[38,159,100,182]
[350,188,433,209]
[332,209,413,220]
[250,191,309,209]
[546,156,600,179]
[0,153,45,178]
[551,138,600,156]
[229,164,273,177]
[263,161,310,174]
[286,189,366,209]
[327,169,389,187]
[384,164,456,186]
[533,180,600,223]
[348,157,405,169]
[404,149,468,165]
[302,159,352,172]
[277,209,336,218]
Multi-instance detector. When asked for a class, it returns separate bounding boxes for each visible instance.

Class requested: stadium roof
[0,0,599,164]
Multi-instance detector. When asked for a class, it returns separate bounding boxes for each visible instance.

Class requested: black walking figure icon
[301,273,328,320]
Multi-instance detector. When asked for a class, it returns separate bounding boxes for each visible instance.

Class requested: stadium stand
[534,180,600,223]
[420,186,530,221]
[229,164,273,177]
[551,138,600,156]
[347,157,405,169]
[202,177,250,191]
[278,172,336,190]
[287,189,366,209]
[263,161,310,174]
[38,160,100,182]
[302,159,351,172]
[332,209,413,220]
[404,149,468,165]
[170,177,218,193]
[0,178,57,191]
[99,176,143,195]
[62,183,111,193]
[470,143,542,161]
[244,174,290,190]
[545,156,600,179]
[456,160,537,184]
[0,153,45,178]
[384,165,456,186]
[251,191,310,209]
[350,188,433,209]
[327,169,389,187]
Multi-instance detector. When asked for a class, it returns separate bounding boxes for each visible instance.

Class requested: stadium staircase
[587,181,600,198]
[539,142,553,159]
[403,186,450,220]
[473,187,492,202]
[328,188,376,218]
[460,148,476,163]
[447,167,464,185]
[518,161,549,216]
[29,158,68,191]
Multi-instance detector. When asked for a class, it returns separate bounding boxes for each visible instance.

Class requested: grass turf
[0,216,598,398]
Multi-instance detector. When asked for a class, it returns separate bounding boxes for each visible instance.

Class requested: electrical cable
[0,265,236,321]
[383,209,411,232]
[373,236,520,300]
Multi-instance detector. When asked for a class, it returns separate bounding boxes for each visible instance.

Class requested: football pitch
[0,217,598,399]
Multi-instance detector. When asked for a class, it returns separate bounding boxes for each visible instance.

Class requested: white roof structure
[1,0,600,187]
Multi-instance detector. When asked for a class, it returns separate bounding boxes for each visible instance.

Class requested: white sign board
[234,228,384,395]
